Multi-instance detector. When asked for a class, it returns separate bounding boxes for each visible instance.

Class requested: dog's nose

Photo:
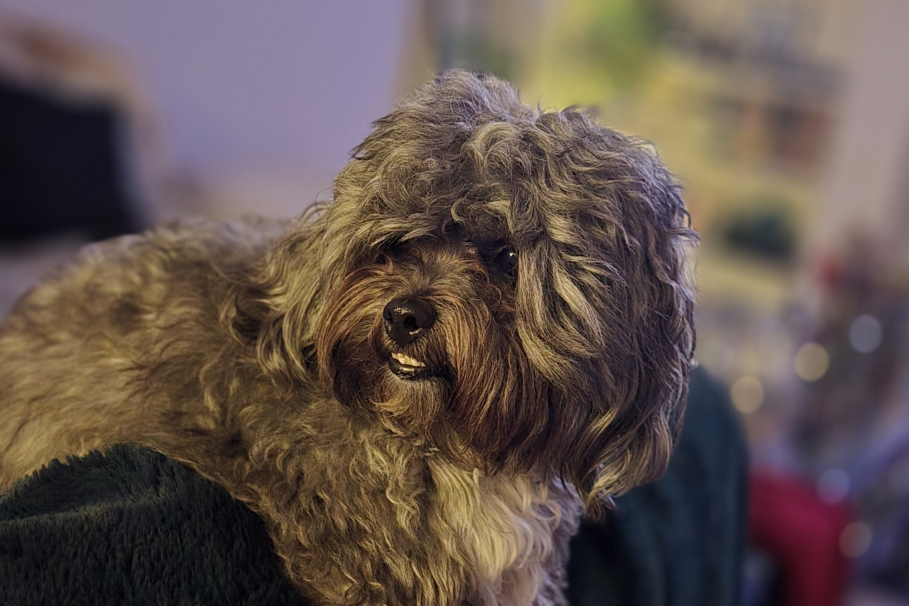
[383,297,435,346]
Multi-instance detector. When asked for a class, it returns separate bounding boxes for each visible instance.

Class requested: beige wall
[814,0,909,254]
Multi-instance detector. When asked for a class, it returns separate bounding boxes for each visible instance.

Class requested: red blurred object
[749,470,853,606]
[817,253,844,293]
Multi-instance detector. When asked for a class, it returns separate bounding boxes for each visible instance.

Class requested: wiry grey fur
[0,71,696,606]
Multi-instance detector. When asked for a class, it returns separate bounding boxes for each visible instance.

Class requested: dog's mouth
[388,352,433,380]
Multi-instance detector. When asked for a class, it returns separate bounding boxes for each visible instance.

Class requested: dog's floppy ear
[501,108,696,511]
[223,210,335,388]
[567,150,696,513]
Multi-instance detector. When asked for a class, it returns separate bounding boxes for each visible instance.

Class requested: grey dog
[0,71,696,606]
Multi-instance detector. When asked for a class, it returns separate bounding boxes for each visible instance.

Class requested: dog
[0,70,696,606]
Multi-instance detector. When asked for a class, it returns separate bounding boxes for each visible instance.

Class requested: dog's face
[237,71,695,508]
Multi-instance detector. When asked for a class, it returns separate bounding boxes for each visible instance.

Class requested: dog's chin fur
[0,71,696,606]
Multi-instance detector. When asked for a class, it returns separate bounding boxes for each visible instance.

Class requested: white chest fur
[427,461,582,606]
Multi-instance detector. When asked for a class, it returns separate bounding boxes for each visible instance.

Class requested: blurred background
[0,1,907,604]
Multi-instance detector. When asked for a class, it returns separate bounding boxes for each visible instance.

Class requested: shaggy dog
[0,71,695,606]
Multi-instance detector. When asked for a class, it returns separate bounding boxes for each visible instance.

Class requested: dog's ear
[494,108,697,512]
[223,212,333,388]
[566,147,696,514]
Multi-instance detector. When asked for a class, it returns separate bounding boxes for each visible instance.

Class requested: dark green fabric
[0,445,305,605]
[567,368,748,606]
[0,368,746,605]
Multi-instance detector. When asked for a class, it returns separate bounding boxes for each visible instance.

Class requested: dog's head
[233,71,696,509]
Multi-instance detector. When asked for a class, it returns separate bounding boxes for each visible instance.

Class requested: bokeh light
[840,522,873,558]
[816,468,850,504]
[730,376,764,414]
[794,343,829,381]
[849,314,883,354]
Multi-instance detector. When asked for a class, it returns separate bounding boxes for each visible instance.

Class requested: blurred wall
[0,0,412,207]
[815,0,909,254]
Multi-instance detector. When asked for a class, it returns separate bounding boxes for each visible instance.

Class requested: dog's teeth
[391,353,425,367]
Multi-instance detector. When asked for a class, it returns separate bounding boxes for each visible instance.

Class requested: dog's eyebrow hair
[679,208,692,228]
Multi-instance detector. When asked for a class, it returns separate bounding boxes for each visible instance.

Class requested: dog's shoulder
[5,216,289,327]
[74,215,289,280]
[0,216,293,487]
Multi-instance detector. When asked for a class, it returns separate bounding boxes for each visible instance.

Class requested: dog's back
[0,216,285,489]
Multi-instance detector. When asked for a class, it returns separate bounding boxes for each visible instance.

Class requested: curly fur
[0,71,696,606]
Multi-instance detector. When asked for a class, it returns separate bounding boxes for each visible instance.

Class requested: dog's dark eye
[492,246,518,274]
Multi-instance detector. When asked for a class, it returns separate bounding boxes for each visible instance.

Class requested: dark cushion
[567,368,748,606]
[0,78,137,242]
[0,444,306,605]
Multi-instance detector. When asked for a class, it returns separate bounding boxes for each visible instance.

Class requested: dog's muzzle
[383,297,435,379]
